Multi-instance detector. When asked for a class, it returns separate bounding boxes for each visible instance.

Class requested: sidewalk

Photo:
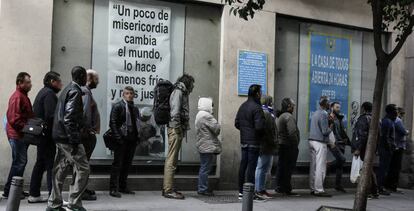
[1,189,414,211]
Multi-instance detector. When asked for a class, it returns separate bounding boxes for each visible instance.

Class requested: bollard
[6,176,24,211]
[242,183,254,211]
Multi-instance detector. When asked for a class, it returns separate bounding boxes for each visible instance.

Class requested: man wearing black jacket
[47,66,89,211]
[109,86,140,198]
[235,84,266,201]
[28,71,62,203]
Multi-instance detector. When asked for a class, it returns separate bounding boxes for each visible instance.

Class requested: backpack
[153,80,174,125]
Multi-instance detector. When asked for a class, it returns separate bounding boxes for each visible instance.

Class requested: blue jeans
[198,153,214,193]
[255,154,273,192]
[3,139,29,196]
[238,147,260,193]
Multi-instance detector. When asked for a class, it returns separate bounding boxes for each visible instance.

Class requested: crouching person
[195,97,221,196]
[109,86,140,198]
[47,66,90,211]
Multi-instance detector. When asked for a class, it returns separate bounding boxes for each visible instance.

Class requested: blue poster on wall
[308,33,350,129]
[238,50,267,96]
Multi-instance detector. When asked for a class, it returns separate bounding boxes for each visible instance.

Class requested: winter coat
[351,113,371,160]
[168,82,190,130]
[53,82,84,144]
[394,117,409,149]
[261,106,278,154]
[6,87,34,139]
[109,100,140,142]
[278,112,300,146]
[195,98,221,154]
[331,113,350,145]
[33,86,58,138]
[82,86,101,134]
[235,97,266,146]
[379,116,396,152]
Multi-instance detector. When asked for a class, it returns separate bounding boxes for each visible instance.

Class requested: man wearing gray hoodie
[309,96,333,197]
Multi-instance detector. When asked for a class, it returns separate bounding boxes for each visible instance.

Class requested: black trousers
[110,137,137,191]
[385,148,404,190]
[329,144,346,187]
[276,145,299,193]
[82,133,97,161]
[29,139,56,197]
[238,147,260,193]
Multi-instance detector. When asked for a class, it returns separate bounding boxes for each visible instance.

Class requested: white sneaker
[28,196,48,203]
[63,200,69,207]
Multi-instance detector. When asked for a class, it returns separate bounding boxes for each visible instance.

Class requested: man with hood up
[163,74,195,200]
[195,97,221,196]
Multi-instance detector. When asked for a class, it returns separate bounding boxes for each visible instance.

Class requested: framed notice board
[237,50,268,96]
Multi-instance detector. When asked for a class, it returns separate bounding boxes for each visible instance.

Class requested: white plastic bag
[350,156,363,183]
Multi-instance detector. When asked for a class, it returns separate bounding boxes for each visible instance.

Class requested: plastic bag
[350,156,363,183]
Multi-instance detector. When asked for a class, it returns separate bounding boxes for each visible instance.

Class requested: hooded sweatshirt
[168,82,190,130]
[195,97,221,154]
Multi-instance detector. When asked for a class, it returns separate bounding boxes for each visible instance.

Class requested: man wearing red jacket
[2,72,34,199]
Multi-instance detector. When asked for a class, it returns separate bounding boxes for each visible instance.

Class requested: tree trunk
[353,61,388,211]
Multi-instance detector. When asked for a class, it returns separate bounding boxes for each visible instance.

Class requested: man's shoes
[253,193,267,202]
[109,190,122,198]
[256,190,273,199]
[46,207,66,211]
[368,193,379,200]
[335,186,347,193]
[2,193,25,200]
[22,191,30,197]
[312,192,332,197]
[119,188,135,195]
[197,191,214,196]
[285,191,300,197]
[82,192,97,201]
[66,205,87,211]
[386,188,404,194]
[378,189,391,196]
[84,189,96,195]
[238,192,243,200]
[163,191,185,200]
[28,195,48,203]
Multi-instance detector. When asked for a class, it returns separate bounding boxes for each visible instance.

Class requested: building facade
[0,0,413,190]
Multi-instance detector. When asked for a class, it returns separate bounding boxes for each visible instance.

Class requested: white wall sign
[107,0,171,106]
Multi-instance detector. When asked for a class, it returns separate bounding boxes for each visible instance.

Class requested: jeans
[163,128,183,193]
[4,139,29,196]
[255,154,273,192]
[384,148,404,190]
[377,148,393,190]
[198,153,214,193]
[48,143,90,209]
[110,137,137,191]
[309,141,327,193]
[276,145,299,193]
[329,144,346,187]
[29,139,56,197]
[238,146,260,193]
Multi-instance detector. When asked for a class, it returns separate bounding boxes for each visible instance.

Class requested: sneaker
[238,192,243,200]
[313,192,332,197]
[198,191,214,196]
[63,200,69,207]
[253,194,267,202]
[335,186,347,193]
[109,190,122,198]
[28,196,48,203]
[164,191,185,200]
[256,190,273,199]
[379,189,391,196]
[46,207,66,211]
[119,188,135,195]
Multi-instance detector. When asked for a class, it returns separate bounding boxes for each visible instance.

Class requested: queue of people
[0,69,409,210]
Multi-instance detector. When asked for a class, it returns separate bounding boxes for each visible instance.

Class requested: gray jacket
[168,82,190,130]
[82,86,100,134]
[309,108,331,143]
[278,112,300,146]
[195,98,221,154]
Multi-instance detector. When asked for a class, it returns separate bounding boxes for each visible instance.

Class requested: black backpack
[153,80,174,125]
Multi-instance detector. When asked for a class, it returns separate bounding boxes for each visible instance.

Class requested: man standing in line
[163,74,195,200]
[377,104,398,196]
[235,84,266,202]
[275,98,300,196]
[2,72,34,200]
[47,66,90,211]
[328,102,350,193]
[309,96,333,197]
[384,107,409,193]
[28,71,62,203]
[81,69,101,201]
[109,86,140,198]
